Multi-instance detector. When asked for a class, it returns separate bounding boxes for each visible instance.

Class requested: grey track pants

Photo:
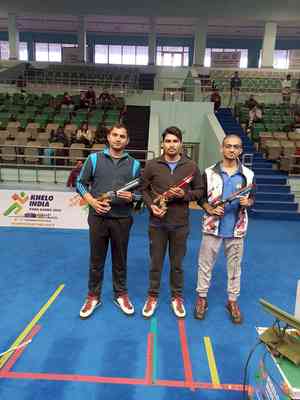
[196,233,244,301]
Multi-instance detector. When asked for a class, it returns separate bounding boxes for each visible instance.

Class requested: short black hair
[222,134,242,146]
[162,126,183,142]
[108,123,129,137]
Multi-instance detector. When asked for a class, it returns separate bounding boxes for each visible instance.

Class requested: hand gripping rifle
[152,173,194,211]
[211,183,255,208]
[98,177,140,201]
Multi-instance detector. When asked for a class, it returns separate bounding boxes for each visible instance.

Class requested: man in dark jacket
[76,123,141,319]
[141,126,205,319]
[229,71,242,106]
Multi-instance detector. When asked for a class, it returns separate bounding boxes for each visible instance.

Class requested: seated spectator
[49,127,69,165]
[48,97,59,111]
[281,74,292,104]
[16,75,26,90]
[120,105,127,123]
[61,92,74,110]
[75,122,93,147]
[94,123,108,144]
[84,86,96,108]
[296,79,300,105]
[248,105,263,127]
[115,96,125,110]
[245,94,258,110]
[50,127,69,147]
[79,92,89,109]
[49,129,56,143]
[210,87,221,112]
[110,93,118,108]
[290,112,300,133]
[98,91,112,110]
[66,160,83,188]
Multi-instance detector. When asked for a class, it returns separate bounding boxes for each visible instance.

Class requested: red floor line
[0,371,253,392]
[0,371,145,385]
[156,379,253,392]
[0,324,42,373]
[178,319,194,391]
[145,333,153,384]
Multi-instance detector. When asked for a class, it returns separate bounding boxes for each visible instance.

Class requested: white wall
[154,66,190,93]
[148,100,224,170]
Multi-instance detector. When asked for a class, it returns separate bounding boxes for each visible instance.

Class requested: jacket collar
[157,154,189,166]
[212,160,243,175]
[103,147,129,160]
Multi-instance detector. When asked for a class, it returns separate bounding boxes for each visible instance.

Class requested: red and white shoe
[142,296,158,318]
[114,293,135,315]
[80,294,101,319]
[171,296,186,318]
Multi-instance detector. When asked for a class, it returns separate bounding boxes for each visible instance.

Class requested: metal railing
[242,153,254,168]
[279,154,300,174]
[0,144,155,183]
[0,75,296,99]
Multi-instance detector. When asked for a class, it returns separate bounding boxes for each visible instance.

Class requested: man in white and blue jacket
[195,134,255,324]
[76,123,141,319]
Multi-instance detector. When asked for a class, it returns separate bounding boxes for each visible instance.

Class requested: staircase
[123,105,150,162]
[216,108,300,220]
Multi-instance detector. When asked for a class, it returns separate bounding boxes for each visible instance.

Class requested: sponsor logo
[3,192,29,216]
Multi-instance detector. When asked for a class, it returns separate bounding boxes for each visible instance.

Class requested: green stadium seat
[34,114,49,129]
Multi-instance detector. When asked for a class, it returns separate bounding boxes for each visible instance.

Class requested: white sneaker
[80,294,101,319]
[171,297,186,318]
[114,294,135,315]
[142,296,158,318]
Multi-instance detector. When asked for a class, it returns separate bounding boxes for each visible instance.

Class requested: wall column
[261,22,277,68]
[193,18,208,66]
[8,13,19,60]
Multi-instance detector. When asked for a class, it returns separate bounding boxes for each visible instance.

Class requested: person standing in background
[229,71,242,106]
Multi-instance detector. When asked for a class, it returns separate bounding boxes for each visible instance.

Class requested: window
[0,41,28,60]
[0,41,10,60]
[136,46,148,65]
[95,45,108,64]
[49,43,61,62]
[108,45,122,64]
[205,48,248,68]
[19,42,28,61]
[258,50,289,69]
[35,43,49,61]
[156,46,189,67]
[35,43,79,62]
[274,50,289,69]
[239,49,248,69]
[94,44,149,65]
[122,46,136,65]
[204,48,211,67]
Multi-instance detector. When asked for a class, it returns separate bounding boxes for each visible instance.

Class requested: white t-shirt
[282,79,292,89]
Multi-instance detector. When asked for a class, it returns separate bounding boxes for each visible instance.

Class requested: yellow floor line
[204,336,220,387]
[0,284,64,369]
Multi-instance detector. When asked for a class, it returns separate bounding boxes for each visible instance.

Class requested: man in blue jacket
[76,123,141,319]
